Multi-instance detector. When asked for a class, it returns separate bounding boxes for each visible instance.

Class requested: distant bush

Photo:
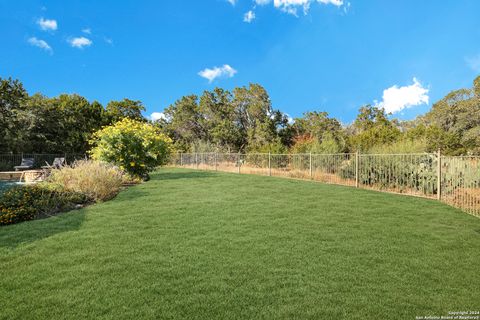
[48,160,124,202]
[247,140,286,154]
[367,138,428,154]
[90,118,173,178]
[190,140,222,153]
[290,133,346,155]
[0,184,88,226]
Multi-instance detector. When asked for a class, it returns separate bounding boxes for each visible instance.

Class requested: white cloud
[466,54,480,72]
[319,0,343,5]
[82,28,91,34]
[198,64,237,83]
[228,0,344,17]
[284,113,294,124]
[27,37,52,53]
[244,10,256,23]
[273,0,343,15]
[68,37,92,48]
[375,78,429,114]
[37,17,57,31]
[150,112,166,122]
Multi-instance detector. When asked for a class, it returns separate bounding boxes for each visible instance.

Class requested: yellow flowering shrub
[89,119,173,178]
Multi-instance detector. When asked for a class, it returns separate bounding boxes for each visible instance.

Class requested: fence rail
[171,152,480,217]
[0,153,87,171]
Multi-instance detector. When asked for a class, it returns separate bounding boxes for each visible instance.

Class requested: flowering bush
[48,160,125,202]
[0,184,88,226]
[89,118,173,178]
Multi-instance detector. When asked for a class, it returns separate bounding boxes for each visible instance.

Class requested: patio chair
[42,157,66,169]
[14,158,35,171]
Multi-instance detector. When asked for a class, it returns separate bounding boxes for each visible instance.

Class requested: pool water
[0,181,16,194]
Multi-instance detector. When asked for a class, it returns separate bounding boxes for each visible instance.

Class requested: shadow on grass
[151,170,218,181]
[0,209,85,249]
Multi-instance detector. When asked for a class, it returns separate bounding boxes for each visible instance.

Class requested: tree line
[1,76,479,155]
[158,76,480,155]
[0,78,145,153]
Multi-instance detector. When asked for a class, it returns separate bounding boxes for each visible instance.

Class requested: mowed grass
[1,168,479,320]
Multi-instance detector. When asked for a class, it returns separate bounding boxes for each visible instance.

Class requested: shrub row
[0,160,131,226]
[0,184,89,226]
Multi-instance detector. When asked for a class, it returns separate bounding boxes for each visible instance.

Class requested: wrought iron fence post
[238,153,241,174]
[355,151,359,188]
[309,152,312,180]
[268,152,271,176]
[214,152,217,171]
[437,149,442,200]
[180,152,183,166]
[195,153,198,169]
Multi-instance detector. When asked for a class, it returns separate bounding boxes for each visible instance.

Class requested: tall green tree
[163,95,207,151]
[163,84,288,153]
[21,94,105,153]
[421,76,480,154]
[349,105,401,152]
[0,77,28,152]
[106,98,146,123]
[289,111,346,153]
[233,83,286,152]
[199,88,242,151]
[293,111,342,138]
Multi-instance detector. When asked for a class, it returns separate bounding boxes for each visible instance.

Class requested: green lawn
[1,168,479,319]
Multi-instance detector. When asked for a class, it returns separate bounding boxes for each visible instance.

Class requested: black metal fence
[172,152,480,217]
[0,154,87,171]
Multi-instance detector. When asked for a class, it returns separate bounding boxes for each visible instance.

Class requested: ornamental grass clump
[48,160,124,202]
[89,118,173,179]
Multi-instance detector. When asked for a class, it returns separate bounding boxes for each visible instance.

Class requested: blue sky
[1,0,480,123]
